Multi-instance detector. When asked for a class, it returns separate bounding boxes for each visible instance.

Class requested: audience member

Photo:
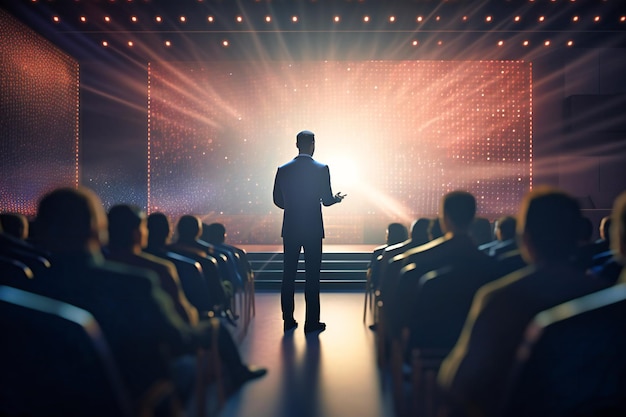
[0,213,29,240]
[31,187,266,407]
[469,217,493,247]
[438,187,610,417]
[146,212,216,313]
[202,222,252,288]
[387,191,496,338]
[106,204,198,325]
[367,222,408,290]
[487,215,518,257]
[427,217,443,241]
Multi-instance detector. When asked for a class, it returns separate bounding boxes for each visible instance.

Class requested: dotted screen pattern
[148,60,531,244]
[0,10,79,216]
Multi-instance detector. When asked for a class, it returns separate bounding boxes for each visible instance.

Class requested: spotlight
[523,40,529,46]
[52,15,60,23]
[265,16,271,23]
[363,15,370,22]
[621,16,626,22]
[572,15,579,22]
[544,40,550,46]
[417,16,423,22]
[80,16,86,23]
[334,16,340,23]
[180,16,186,23]
[222,40,229,47]
[165,40,171,47]
[207,16,214,23]
[292,16,298,23]
[497,40,504,46]
[102,40,109,47]
[594,16,601,22]
[389,16,396,23]
[436,16,441,21]
[514,16,521,22]
[567,40,574,46]
[104,16,111,23]
[128,41,134,47]
[131,16,138,23]
[486,16,492,22]
[538,16,545,22]
[412,40,419,46]
[155,16,162,23]
[462,16,468,22]
[437,40,443,46]
[236,15,243,23]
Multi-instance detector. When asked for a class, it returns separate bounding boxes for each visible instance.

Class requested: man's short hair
[296,130,315,149]
[108,204,145,250]
[497,216,517,241]
[177,215,201,241]
[204,222,226,244]
[147,212,170,244]
[442,191,476,231]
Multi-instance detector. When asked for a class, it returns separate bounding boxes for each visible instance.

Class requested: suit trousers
[281,235,322,324]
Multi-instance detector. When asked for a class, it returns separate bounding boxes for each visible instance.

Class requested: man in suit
[273,130,345,333]
[438,187,609,417]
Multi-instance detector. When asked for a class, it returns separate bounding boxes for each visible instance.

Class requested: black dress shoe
[232,365,268,389]
[304,322,326,333]
[284,319,298,333]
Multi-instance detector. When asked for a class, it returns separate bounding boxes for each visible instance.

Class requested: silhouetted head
[611,191,626,263]
[441,191,476,234]
[203,222,226,244]
[517,187,581,264]
[177,215,202,242]
[495,216,517,241]
[296,130,315,156]
[410,218,431,246]
[0,213,29,240]
[386,223,408,245]
[428,218,443,241]
[36,187,107,253]
[107,204,146,252]
[469,217,492,246]
[147,212,170,247]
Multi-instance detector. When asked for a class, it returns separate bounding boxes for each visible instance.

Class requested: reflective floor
[219,291,395,417]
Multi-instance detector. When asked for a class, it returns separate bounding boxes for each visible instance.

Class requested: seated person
[487,215,518,257]
[367,222,408,290]
[32,187,266,407]
[201,222,245,289]
[105,204,198,325]
[438,187,610,417]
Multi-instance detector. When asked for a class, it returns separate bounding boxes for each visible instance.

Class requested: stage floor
[239,244,378,253]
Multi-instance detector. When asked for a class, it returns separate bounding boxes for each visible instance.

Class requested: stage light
[292,16,298,23]
[363,16,370,22]
[128,41,134,47]
[236,15,243,23]
[594,16,601,22]
[437,40,443,46]
[80,16,87,23]
[102,40,109,47]
[497,40,504,46]
[155,16,162,23]
[165,40,171,47]
[265,16,271,23]
[462,16,468,22]
[389,16,396,23]
[207,16,214,23]
[486,16,492,22]
[131,16,138,23]
[572,15,579,22]
[53,15,60,23]
[544,40,550,46]
[222,40,229,47]
[514,16,521,22]
[104,16,111,23]
[538,16,545,22]
[412,40,419,46]
[180,16,187,23]
[523,40,529,46]
[417,16,423,22]
[334,16,340,23]
[621,16,626,22]
[567,40,574,46]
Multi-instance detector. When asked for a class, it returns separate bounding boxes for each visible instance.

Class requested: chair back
[0,285,134,417]
[501,283,626,417]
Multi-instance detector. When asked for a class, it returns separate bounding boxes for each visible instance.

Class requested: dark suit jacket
[438,261,611,417]
[273,154,337,240]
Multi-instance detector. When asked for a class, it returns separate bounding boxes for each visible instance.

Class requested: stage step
[249,251,371,290]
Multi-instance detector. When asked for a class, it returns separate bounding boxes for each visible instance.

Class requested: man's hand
[334,192,347,203]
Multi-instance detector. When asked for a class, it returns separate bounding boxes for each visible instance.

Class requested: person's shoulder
[97,259,160,291]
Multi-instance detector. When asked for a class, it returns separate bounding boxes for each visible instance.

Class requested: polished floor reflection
[219,291,395,417]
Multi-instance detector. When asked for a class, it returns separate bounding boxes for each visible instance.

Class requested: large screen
[148,60,531,244]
